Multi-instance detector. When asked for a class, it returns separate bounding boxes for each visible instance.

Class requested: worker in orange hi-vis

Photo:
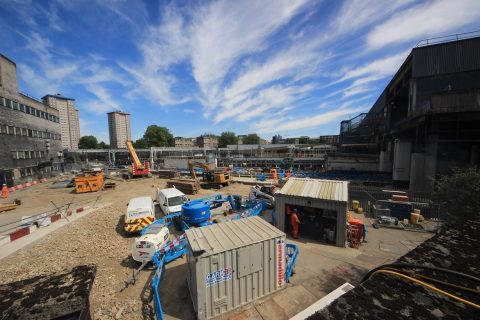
[1,184,9,199]
[290,208,301,239]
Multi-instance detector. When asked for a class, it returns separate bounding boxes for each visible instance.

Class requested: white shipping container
[185,216,286,320]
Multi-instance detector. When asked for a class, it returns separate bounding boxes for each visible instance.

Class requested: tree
[433,167,480,224]
[97,141,110,149]
[143,125,174,147]
[78,135,98,149]
[299,136,311,144]
[218,131,238,147]
[243,133,260,144]
[133,138,148,149]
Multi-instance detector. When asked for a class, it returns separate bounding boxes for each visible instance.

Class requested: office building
[0,53,62,186]
[107,111,131,149]
[42,94,80,151]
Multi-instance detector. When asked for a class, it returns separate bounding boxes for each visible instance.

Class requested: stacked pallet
[167,178,200,194]
[157,170,181,179]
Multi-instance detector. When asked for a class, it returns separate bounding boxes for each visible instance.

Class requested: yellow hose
[382,267,480,295]
[371,269,480,309]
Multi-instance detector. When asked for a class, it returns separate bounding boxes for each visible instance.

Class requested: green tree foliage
[133,138,148,149]
[298,136,311,144]
[78,135,98,149]
[218,131,238,147]
[97,141,110,149]
[243,133,260,144]
[433,167,480,223]
[143,125,174,147]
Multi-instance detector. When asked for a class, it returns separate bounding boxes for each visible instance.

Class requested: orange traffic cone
[1,184,8,199]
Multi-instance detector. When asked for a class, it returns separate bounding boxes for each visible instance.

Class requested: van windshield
[168,196,186,206]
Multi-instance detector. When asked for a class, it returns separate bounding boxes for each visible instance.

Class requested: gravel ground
[0,179,252,320]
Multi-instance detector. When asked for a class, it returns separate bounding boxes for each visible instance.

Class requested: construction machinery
[249,184,276,207]
[188,160,230,188]
[126,193,299,320]
[126,140,150,178]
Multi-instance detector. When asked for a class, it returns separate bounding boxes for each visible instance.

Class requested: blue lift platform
[135,195,299,320]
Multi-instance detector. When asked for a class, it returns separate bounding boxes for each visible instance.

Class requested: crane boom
[126,140,144,170]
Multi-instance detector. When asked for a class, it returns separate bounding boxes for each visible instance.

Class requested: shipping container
[185,216,286,320]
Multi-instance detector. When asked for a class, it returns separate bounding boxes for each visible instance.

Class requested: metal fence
[348,185,439,219]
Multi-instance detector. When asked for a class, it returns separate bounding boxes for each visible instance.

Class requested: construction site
[1,2,480,319]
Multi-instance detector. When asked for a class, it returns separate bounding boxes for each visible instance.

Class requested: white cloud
[120,4,191,106]
[255,106,367,133]
[183,108,195,114]
[222,42,324,109]
[367,0,480,49]
[83,85,122,114]
[190,0,311,108]
[338,51,409,83]
[332,0,414,35]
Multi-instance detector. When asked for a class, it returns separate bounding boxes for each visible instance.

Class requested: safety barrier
[7,178,47,192]
[0,196,100,247]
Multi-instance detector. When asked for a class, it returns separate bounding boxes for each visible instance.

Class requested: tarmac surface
[0,177,434,319]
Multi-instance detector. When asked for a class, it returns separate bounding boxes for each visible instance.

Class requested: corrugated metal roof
[277,178,348,202]
[185,216,284,257]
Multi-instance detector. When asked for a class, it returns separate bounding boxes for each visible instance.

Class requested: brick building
[196,134,218,148]
[0,54,63,187]
[174,137,196,148]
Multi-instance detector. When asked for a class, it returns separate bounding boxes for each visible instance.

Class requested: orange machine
[75,171,104,193]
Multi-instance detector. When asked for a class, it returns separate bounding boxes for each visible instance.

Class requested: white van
[156,188,189,215]
[124,196,155,233]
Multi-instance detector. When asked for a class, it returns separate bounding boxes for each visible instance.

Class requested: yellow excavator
[188,160,230,188]
[126,140,150,178]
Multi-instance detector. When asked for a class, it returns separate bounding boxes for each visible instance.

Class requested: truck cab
[156,188,189,215]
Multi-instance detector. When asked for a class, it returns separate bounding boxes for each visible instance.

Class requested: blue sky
[1,0,479,143]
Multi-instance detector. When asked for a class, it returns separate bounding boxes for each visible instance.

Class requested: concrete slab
[400,240,418,250]
[355,254,389,266]
[255,297,288,320]
[272,285,317,318]
[219,306,264,320]
[379,241,401,254]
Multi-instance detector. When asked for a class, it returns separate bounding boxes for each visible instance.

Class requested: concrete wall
[328,160,379,172]
[0,55,62,179]
[0,98,62,171]
[392,139,412,181]
[0,54,18,94]
[379,151,392,172]
[163,158,206,169]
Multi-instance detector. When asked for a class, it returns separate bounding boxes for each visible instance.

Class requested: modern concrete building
[0,53,63,186]
[337,35,480,192]
[42,94,80,151]
[196,134,218,148]
[107,111,131,149]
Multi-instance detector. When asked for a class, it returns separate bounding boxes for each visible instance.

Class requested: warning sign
[205,267,233,287]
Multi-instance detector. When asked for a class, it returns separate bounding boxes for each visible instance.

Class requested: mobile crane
[188,160,230,188]
[126,140,150,178]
